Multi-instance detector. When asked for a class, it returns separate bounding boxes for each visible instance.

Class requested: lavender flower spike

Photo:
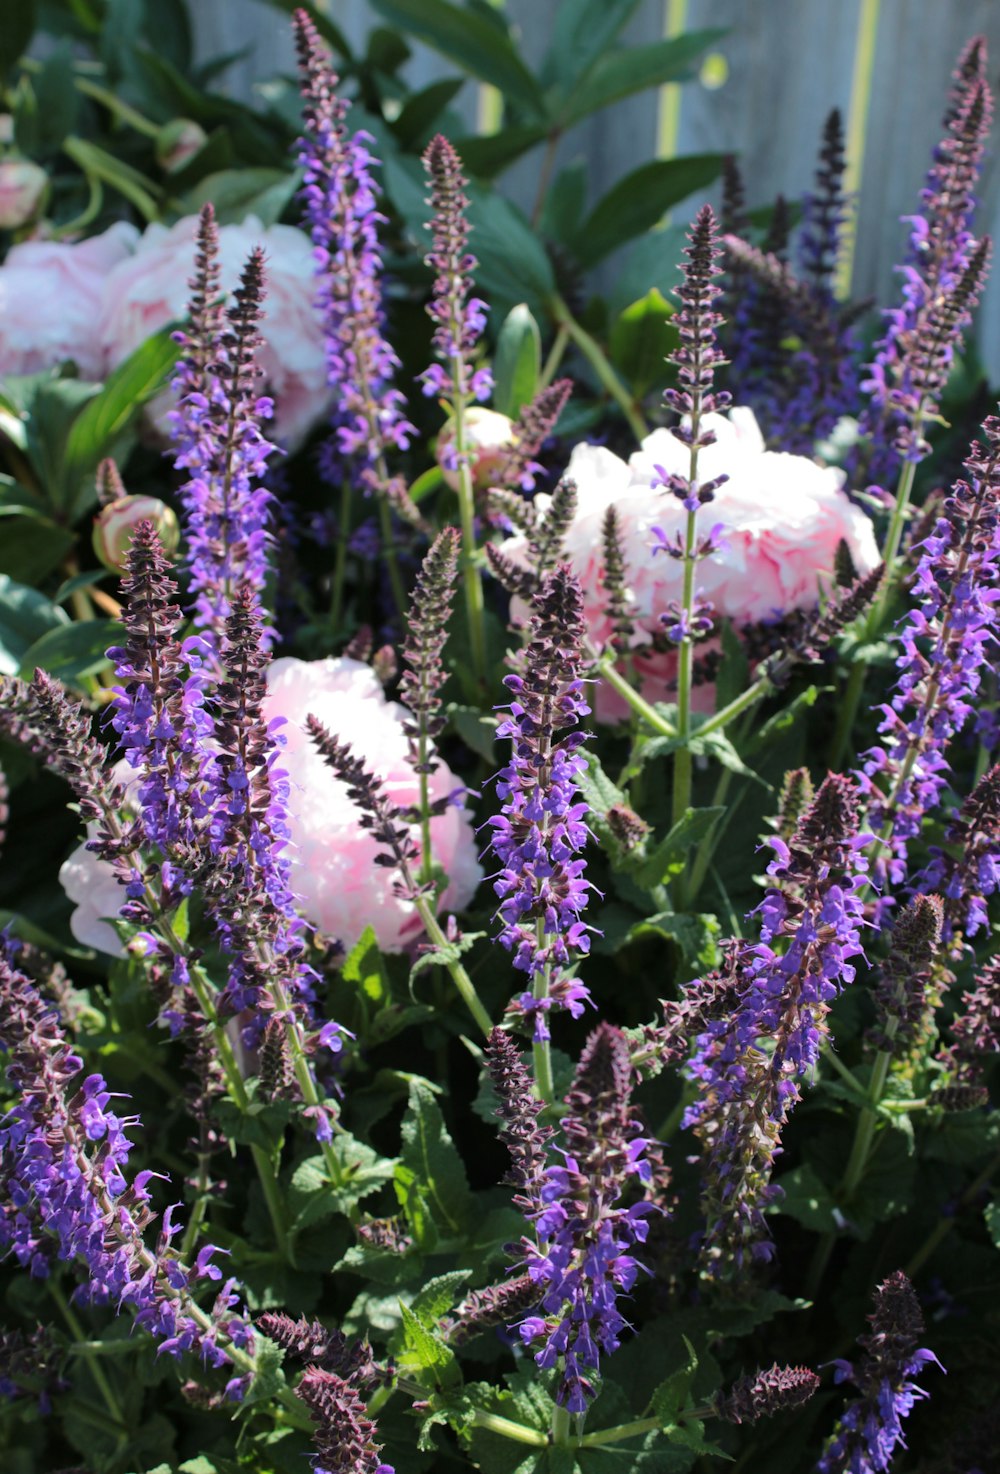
[170,209,278,651]
[0,956,253,1377]
[818,1270,941,1473]
[487,565,596,1041]
[420,133,492,406]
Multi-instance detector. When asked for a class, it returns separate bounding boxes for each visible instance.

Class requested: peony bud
[155,119,208,174]
[436,407,517,492]
[93,495,180,572]
[0,159,48,230]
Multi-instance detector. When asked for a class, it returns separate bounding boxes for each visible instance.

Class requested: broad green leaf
[609,288,678,398]
[0,575,69,675]
[178,166,299,226]
[62,136,161,220]
[396,1302,460,1389]
[61,327,181,513]
[289,1138,398,1228]
[0,0,36,77]
[633,806,725,890]
[578,753,628,818]
[651,1337,699,1427]
[448,704,499,763]
[343,924,391,1008]
[0,508,74,584]
[392,78,465,147]
[559,31,727,127]
[399,1079,475,1237]
[772,1163,838,1232]
[455,125,550,180]
[19,618,118,687]
[465,184,555,311]
[24,375,101,512]
[493,305,541,418]
[541,0,644,90]
[398,1270,471,1333]
[575,155,725,268]
[368,0,547,117]
[410,465,445,504]
[538,160,588,247]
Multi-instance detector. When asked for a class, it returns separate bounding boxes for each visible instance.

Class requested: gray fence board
[191,0,1000,379]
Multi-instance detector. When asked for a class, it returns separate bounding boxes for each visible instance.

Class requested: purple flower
[818,1271,941,1473]
[419,134,492,406]
[170,207,278,653]
[0,956,252,1374]
[486,566,595,1039]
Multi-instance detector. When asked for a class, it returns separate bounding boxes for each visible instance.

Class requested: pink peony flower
[499,407,880,722]
[98,214,331,449]
[0,221,138,380]
[60,658,482,957]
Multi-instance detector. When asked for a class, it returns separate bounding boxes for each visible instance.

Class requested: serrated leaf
[343,924,390,1008]
[408,1269,472,1326]
[493,305,541,418]
[652,1336,699,1426]
[396,1301,461,1389]
[240,1336,286,1410]
[398,1081,475,1238]
[289,1138,397,1229]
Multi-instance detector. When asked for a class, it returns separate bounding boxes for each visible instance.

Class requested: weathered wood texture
[191,0,1000,375]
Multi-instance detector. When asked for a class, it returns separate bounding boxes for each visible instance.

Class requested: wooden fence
[190,0,1000,379]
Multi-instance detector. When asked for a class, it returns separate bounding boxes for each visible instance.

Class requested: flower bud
[155,119,207,174]
[437,407,516,492]
[93,495,180,572]
[0,159,47,230]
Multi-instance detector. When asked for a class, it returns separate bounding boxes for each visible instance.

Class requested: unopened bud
[155,119,207,174]
[0,159,47,230]
[437,407,517,492]
[93,495,180,571]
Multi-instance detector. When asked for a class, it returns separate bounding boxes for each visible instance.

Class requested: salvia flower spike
[420,133,491,406]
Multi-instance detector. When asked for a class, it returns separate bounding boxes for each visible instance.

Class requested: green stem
[414,894,493,1037]
[453,392,489,688]
[595,655,676,737]
[50,1281,127,1433]
[532,951,555,1105]
[696,673,771,740]
[470,1409,548,1447]
[74,77,161,136]
[551,296,648,443]
[328,474,352,637]
[540,322,571,387]
[531,131,562,227]
[376,490,408,621]
[550,1402,572,1445]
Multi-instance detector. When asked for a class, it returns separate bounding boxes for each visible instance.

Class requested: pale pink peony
[98,214,331,449]
[60,658,482,957]
[0,221,139,380]
[500,407,879,722]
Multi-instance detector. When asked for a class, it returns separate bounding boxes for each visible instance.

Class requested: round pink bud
[92,495,180,571]
[0,159,48,230]
[437,407,517,491]
[155,119,208,174]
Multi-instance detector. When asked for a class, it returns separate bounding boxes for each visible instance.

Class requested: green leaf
[651,1337,699,1427]
[575,155,725,267]
[0,508,74,584]
[61,327,181,513]
[410,465,445,504]
[19,618,118,687]
[772,1163,838,1233]
[715,618,750,712]
[368,0,546,116]
[984,1198,1000,1249]
[178,166,299,226]
[448,703,499,763]
[240,1336,287,1411]
[633,807,725,890]
[455,125,549,180]
[745,685,820,751]
[398,1079,475,1238]
[0,0,36,78]
[0,575,69,675]
[392,77,465,147]
[289,1138,398,1229]
[62,135,161,220]
[407,1269,472,1326]
[541,0,644,90]
[493,305,541,418]
[343,925,391,1008]
[538,161,588,247]
[23,375,102,512]
[465,183,555,311]
[610,288,678,398]
[396,1302,461,1390]
[559,31,727,127]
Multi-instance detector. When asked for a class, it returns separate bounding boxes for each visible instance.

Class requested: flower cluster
[488,566,595,1038]
[420,133,491,406]
[818,1271,940,1473]
[170,207,278,649]
[294,9,413,493]
[0,956,253,1382]
[683,775,870,1275]
[488,1025,653,1412]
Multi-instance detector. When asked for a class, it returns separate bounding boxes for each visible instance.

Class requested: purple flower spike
[818,1271,941,1473]
[487,566,596,1039]
[170,207,278,653]
[0,957,252,1375]
[420,133,492,406]
[294,11,413,499]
